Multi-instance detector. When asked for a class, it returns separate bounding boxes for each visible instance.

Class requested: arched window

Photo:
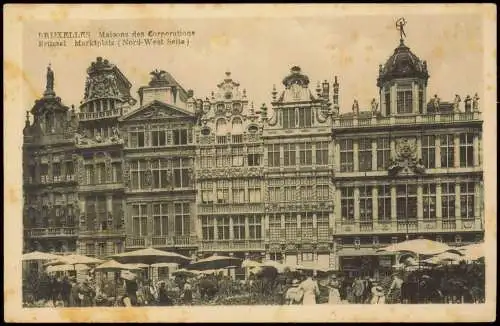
[232,118,243,134]
[216,119,227,135]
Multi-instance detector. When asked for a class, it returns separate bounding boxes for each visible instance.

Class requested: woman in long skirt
[327,276,342,304]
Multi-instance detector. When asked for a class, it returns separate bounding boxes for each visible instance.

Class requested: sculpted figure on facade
[352,99,359,116]
[432,94,440,112]
[464,95,472,112]
[473,93,480,111]
[371,98,379,115]
[453,94,461,112]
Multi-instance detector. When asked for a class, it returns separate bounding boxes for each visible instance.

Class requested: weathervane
[396,17,407,42]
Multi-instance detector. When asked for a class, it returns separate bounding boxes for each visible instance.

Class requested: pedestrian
[60,275,72,307]
[298,272,320,305]
[370,285,386,304]
[327,275,342,304]
[386,273,403,304]
[158,281,173,306]
[68,277,80,307]
[79,278,95,307]
[182,279,193,305]
[352,277,365,304]
[285,279,304,305]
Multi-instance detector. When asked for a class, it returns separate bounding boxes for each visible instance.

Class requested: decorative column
[436,183,442,225]
[435,137,441,168]
[416,137,422,160]
[455,182,461,220]
[213,217,218,240]
[229,216,234,240]
[371,140,377,171]
[390,84,397,115]
[412,82,418,114]
[264,213,269,243]
[354,187,360,225]
[353,141,359,172]
[473,135,479,167]
[454,134,460,168]
[335,142,341,172]
[334,187,341,231]
[390,139,396,160]
[417,184,423,222]
[391,185,397,222]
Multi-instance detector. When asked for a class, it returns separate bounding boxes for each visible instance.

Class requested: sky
[21,13,484,116]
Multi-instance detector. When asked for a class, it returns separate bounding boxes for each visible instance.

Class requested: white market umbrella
[94,260,141,272]
[151,262,179,268]
[450,242,484,261]
[47,264,90,273]
[377,239,453,256]
[241,259,263,268]
[260,260,289,273]
[45,254,103,266]
[422,252,461,265]
[172,268,199,278]
[22,251,61,262]
[109,247,191,265]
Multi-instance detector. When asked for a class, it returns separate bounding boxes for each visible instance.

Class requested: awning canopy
[337,248,396,257]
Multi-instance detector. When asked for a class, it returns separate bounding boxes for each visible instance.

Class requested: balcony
[126,235,198,249]
[332,112,482,132]
[78,228,125,238]
[78,108,121,121]
[200,239,265,251]
[198,203,264,214]
[25,227,77,238]
[126,237,146,249]
[78,182,124,192]
[335,218,483,235]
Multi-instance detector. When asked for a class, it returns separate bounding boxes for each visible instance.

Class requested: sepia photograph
[4,3,496,323]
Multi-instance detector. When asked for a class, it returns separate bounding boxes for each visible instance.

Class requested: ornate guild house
[22,24,484,279]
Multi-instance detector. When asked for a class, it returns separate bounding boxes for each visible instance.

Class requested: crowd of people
[22,260,484,307]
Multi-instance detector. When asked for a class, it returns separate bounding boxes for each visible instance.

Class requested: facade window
[65,161,74,178]
[284,213,297,241]
[396,185,417,220]
[385,91,391,115]
[96,163,106,184]
[248,216,262,239]
[200,149,213,168]
[341,187,354,222]
[269,214,281,241]
[340,139,354,172]
[422,135,436,168]
[301,211,313,240]
[232,135,243,143]
[284,179,295,202]
[85,243,95,257]
[129,127,145,148]
[216,148,226,167]
[268,144,280,167]
[300,183,314,201]
[440,135,455,168]
[174,203,190,236]
[216,119,227,135]
[460,182,475,219]
[423,184,436,220]
[232,146,244,167]
[299,143,312,165]
[298,107,313,128]
[130,161,147,189]
[151,127,167,147]
[397,90,413,114]
[459,133,474,167]
[232,179,246,203]
[217,216,230,240]
[316,212,329,241]
[112,162,122,183]
[173,129,188,145]
[151,159,169,189]
[248,179,261,203]
[40,164,49,183]
[359,186,373,222]
[132,204,148,236]
[268,186,282,202]
[173,158,191,188]
[232,118,244,134]
[216,136,227,144]
[201,216,214,240]
[317,184,329,201]
[85,165,94,185]
[283,143,296,166]
[441,183,456,220]
[152,203,168,236]
[377,138,390,170]
[358,139,372,172]
[233,216,246,240]
[52,163,61,181]
[201,181,214,204]
[418,88,424,114]
[216,180,229,204]
[316,142,329,165]
[282,108,296,129]
[247,146,261,166]
[301,252,314,262]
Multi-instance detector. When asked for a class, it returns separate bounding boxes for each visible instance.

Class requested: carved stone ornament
[85,73,121,100]
[388,137,425,176]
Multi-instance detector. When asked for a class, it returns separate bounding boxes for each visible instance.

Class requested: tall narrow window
[85,164,94,185]
[201,217,214,240]
[316,183,329,201]
[358,139,372,172]
[248,179,261,203]
[298,108,313,127]
[41,163,49,183]
[216,180,229,204]
[233,216,246,240]
[385,92,391,116]
[152,203,168,236]
[340,139,354,172]
[396,185,417,220]
[201,181,214,204]
[130,161,147,189]
[129,127,145,148]
[378,185,391,222]
[440,135,455,168]
[359,186,373,222]
[283,143,296,166]
[247,146,261,167]
[268,144,280,167]
[248,216,262,239]
[112,162,122,183]
[200,148,213,169]
[151,127,167,147]
[341,187,354,222]
[460,182,475,220]
[232,146,244,167]
[316,142,329,165]
[269,214,281,242]
[282,108,296,129]
[459,133,474,168]
[174,203,190,236]
[216,148,226,167]
[173,129,188,145]
[284,213,297,241]
[52,163,61,181]
[96,163,106,184]
[441,183,456,220]
[300,211,313,240]
[131,204,148,236]
[423,184,436,220]
[232,179,246,203]
[217,216,230,240]
[418,87,424,114]
[316,212,330,241]
[284,180,295,202]
[377,138,390,170]
[173,158,191,188]
[299,143,312,165]
[422,135,436,168]
[397,89,413,114]
[151,159,169,189]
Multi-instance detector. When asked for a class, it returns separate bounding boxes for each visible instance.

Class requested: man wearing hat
[285,279,304,305]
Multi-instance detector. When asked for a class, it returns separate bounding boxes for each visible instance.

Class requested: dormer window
[216,103,224,113]
[397,88,413,114]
